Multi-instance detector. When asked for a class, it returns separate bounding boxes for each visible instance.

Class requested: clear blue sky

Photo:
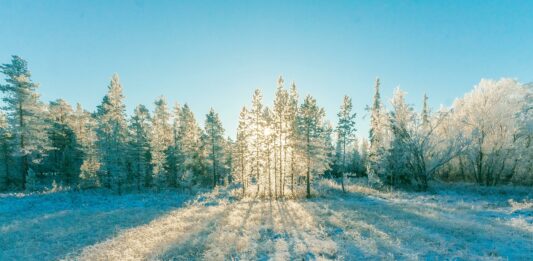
[1,0,532,138]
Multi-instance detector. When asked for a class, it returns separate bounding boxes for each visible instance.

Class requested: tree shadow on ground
[0,191,191,261]
[303,188,533,259]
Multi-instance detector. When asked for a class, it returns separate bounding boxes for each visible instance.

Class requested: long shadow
[274,200,301,259]
[304,188,532,259]
[237,196,258,242]
[155,201,239,260]
[282,199,354,259]
[0,191,191,261]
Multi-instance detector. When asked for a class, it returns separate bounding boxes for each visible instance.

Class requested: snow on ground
[0,190,191,261]
[1,181,532,260]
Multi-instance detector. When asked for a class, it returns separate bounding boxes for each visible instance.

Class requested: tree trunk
[306,128,311,198]
[279,117,283,197]
[212,137,217,188]
[267,143,272,198]
[290,151,294,195]
[341,138,346,192]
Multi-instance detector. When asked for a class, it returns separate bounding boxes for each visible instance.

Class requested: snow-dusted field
[1,182,532,260]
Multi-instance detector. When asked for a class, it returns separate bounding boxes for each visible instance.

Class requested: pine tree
[359,138,369,176]
[0,111,13,190]
[249,89,265,194]
[204,108,225,188]
[166,102,182,188]
[263,107,275,197]
[95,74,128,194]
[233,107,250,195]
[178,104,201,186]
[222,136,234,185]
[73,103,100,189]
[336,95,357,192]
[273,76,288,197]
[129,104,152,191]
[367,78,388,184]
[297,95,329,198]
[386,88,414,187]
[0,56,50,190]
[286,82,300,195]
[47,99,83,187]
[422,93,430,128]
[150,97,172,189]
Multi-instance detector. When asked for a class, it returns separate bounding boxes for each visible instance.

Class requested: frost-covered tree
[0,56,50,190]
[335,95,357,192]
[46,99,83,187]
[297,95,330,198]
[0,111,13,190]
[421,93,430,127]
[514,83,533,184]
[359,138,369,176]
[385,88,468,190]
[204,108,225,188]
[129,104,152,191]
[286,83,300,195]
[273,77,289,196]
[262,107,275,197]
[150,97,172,189]
[221,136,234,185]
[95,74,128,193]
[178,104,201,185]
[386,88,415,187]
[367,78,389,184]
[233,107,250,195]
[451,79,527,185]
[73,103,100,189]
[249,89,266,193]
[166,102,182,188]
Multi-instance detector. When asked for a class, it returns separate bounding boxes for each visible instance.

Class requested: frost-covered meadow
[2,180,531,260]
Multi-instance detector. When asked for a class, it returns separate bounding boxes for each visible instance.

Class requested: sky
[1,0,532,138]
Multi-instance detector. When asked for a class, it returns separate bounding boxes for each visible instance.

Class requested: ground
[1,180,532,260]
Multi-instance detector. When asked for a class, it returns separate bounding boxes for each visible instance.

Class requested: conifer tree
[367,78,388,184]
[0,56,49,190]
[150,97,172,189]
[178,104,201,185]
[249,89,265,193]
[95,74,128,193]
[166,102,182,188]
[422,93,430,127]
[336,95,357,192]
[297,95,329,198]
[47,99,83,187]
[0,111,13,190]
[287,82,300,195]
[263,107,275,197]
[273,77,288,196]
[129,104,152,191]
[74,103,100,189]
[233,107,250,195]
[204,108,225,188]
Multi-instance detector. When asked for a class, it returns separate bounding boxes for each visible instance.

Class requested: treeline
[0,56,531,196]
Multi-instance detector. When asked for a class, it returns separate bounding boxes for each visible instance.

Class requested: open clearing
[1,182,532,260]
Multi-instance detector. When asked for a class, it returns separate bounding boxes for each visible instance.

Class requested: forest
[1,55,532,259]
[1,55,531,195]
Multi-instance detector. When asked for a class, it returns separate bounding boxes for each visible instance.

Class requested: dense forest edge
[0,55,531,197]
